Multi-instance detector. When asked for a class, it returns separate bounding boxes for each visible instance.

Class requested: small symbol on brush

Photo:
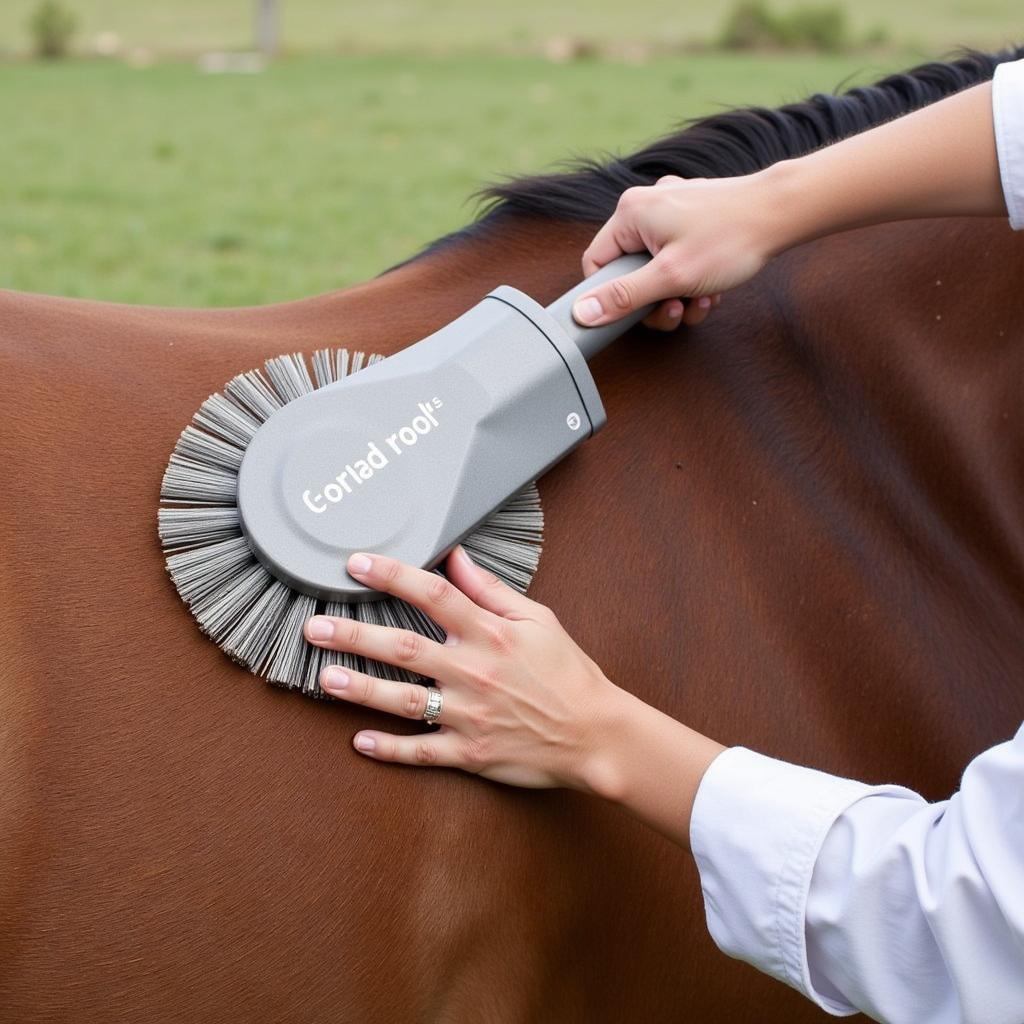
[566,412,581,431]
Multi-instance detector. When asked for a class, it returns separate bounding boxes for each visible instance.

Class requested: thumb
[571,258,677,327]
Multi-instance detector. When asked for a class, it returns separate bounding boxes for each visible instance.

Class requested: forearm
[582,688,725,850]
[764,80,1006,253]
[574,69,1020,328]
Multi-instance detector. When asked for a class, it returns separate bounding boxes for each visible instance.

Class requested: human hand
[303,546,631,793]
[571,172,779,332]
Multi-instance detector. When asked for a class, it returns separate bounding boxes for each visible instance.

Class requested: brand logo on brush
[302,398,443,515]
[299,397,440,516]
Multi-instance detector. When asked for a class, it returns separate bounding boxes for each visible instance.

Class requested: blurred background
[1,1,1019,306]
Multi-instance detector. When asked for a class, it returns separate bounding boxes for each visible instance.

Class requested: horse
[2,47,1023,1023]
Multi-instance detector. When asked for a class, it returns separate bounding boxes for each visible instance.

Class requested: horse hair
[420,46,1024,255]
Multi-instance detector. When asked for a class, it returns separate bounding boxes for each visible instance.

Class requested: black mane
[422,46,1022,255]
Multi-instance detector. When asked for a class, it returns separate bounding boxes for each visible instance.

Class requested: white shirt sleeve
[993,57,1024,229]
[689,722,1024,1024]
[686,59,1024,1023]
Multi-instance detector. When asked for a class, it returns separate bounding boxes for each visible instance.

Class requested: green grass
[0,50,974,305]
[0,0,1019,57]
[2,2,1016,305]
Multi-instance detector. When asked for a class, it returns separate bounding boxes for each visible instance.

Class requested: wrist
[756,157,828,256]
[575,685,647,803]
[576,684,727,849]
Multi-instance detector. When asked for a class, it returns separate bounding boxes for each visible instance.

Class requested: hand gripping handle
[544,253,656,361]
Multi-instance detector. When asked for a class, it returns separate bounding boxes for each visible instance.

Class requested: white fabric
[690,725,1024,1023]
[994,57,1024,229]
[687,61,1024,1024]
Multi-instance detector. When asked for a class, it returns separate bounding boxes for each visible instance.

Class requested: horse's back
[3,215,1023,1022]
[1,285,774,1023]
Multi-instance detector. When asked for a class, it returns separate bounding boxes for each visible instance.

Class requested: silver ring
[422,686,444,724]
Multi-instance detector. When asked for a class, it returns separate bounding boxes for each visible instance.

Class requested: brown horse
[2,49,1023,1023]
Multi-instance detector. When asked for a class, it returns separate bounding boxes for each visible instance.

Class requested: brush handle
[545,253,656,361]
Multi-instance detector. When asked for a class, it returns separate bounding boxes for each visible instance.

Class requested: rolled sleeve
[688,747,921,1016]
[993,58,1024,229]
[690,729,1024,1023]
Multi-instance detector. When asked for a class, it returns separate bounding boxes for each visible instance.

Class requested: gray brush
[158,254,653,696]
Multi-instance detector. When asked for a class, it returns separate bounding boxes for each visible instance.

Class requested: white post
[256,0,279,57]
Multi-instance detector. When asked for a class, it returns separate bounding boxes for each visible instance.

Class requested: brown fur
[2,215,1023,1022]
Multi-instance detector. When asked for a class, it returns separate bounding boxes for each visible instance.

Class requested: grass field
[0,0,1019,57]
[0,51,951,306]
[1,0,1019,306]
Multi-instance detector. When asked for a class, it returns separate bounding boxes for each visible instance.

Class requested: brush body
[235,285,607,603]
[236,253,652,603]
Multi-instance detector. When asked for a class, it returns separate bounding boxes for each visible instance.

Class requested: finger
[572,255,680,328]
[642,298,685,332]
[343,551,483,636]
[352,728,464,767]
[445,545,536,620]
[320,665,439,720]
[580,212,647,277]
[304,613,450,679]
[682,295,713,327]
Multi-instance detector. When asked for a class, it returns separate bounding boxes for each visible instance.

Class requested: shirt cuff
[688,747,906,1016]
[993,58,1024,230]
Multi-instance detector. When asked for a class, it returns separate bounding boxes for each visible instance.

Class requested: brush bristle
[158,348,544,698]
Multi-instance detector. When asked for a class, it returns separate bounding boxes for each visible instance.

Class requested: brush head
[159,347,544,698]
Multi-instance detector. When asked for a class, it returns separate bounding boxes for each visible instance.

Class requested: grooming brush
[158,254,653,697]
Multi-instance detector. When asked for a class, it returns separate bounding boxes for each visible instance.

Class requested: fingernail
[698,296,711,309]
[348,552,372,575]
[573,296,603,325]
[306,616,333,642]
[321,666,349,692]
[668,302,683,319]
[354,734,376,753]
